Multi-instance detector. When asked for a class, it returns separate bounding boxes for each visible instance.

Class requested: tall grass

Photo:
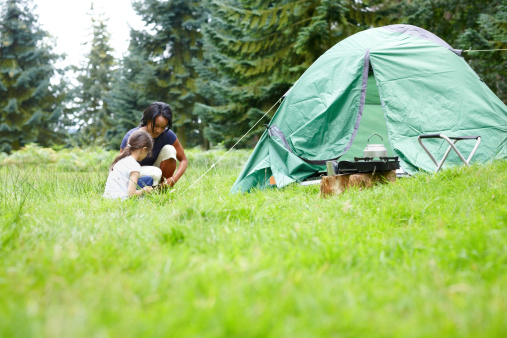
[0,146,506,337]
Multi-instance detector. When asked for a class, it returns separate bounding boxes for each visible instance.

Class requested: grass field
[1,147,506,337]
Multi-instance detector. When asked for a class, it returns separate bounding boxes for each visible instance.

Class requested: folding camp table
[418,134,481,174]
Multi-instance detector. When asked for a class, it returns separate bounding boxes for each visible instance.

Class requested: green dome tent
[231,25,507,193]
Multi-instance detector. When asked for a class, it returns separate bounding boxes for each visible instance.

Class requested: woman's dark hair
[110,130,153,171]
[139,102,173,132]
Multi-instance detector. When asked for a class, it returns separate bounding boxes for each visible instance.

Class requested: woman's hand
[142,186,153,193]
[161,177,176,188]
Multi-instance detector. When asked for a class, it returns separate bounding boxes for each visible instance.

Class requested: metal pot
[326,160,338,176]
[364,133,387,158]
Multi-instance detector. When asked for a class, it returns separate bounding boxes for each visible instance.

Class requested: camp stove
[329,156,400,174]
[326,134,400,175]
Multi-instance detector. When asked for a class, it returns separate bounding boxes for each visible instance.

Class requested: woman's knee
[159,145,177,160]
[154,145,177,168]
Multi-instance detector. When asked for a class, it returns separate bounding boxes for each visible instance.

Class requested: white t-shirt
[103,156,141,199]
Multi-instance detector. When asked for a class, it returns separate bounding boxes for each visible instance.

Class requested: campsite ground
[1,146,506,337]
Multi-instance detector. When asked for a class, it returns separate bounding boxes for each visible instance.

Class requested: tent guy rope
[183,97,283,193]
[462,49,507,52]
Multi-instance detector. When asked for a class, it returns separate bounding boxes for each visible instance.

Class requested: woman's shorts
[139,145,177,186]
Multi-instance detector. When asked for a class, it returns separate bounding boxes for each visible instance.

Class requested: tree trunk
[177,124,187,148]
[12,140,20,151]
[320,171,396,198]
[199,123,209,150]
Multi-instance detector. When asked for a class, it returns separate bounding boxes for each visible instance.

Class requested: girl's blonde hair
[110,130,153,170]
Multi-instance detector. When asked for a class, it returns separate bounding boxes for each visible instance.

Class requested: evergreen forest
[1,0,506,153]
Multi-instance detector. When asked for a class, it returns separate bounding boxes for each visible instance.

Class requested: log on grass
[320,170,396,197]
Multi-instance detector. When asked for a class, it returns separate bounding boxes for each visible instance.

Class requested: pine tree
[104,50,156,150]
[0,0,65,153]
[68,5,116,145]
[129,0,206,148]
[195,0,400,148]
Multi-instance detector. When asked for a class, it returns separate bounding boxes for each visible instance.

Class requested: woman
[120,102,188,188]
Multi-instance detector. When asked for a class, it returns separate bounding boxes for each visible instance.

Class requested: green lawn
[1,148,506,337]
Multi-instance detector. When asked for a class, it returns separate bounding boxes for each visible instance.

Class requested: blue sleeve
[120,129,134,149]
[165,130,177,145]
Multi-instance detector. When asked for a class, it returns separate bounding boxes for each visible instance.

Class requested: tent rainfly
[231,24,507,193]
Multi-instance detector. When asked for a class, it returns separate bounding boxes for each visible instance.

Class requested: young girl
[104,130,154,199]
